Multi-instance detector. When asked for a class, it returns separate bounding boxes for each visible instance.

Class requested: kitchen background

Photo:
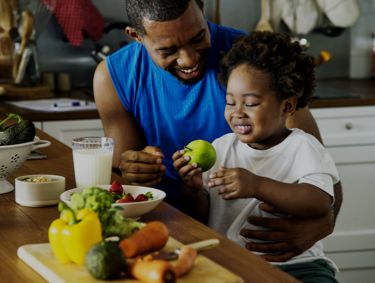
[1,1,374,282]
[35,0,375,89]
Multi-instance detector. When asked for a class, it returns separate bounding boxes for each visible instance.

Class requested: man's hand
[119,146,166,186]
[240,203,334,262]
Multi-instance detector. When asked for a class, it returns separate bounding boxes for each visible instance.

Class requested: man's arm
[93,61,146,168]
[286,106,323,143]
[94,61,165,186]
[287,106,343,219]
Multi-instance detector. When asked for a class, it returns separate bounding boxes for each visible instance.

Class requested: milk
[73,149,113,187]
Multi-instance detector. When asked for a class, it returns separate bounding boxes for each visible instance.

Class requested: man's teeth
[179,64,199,74]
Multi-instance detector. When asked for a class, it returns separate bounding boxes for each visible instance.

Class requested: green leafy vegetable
[0,113,23,129]
[69,187,143,238]
[70,187,114,224]
[103,207,143,238]
[0,113,35,145]
[145,191,153,200]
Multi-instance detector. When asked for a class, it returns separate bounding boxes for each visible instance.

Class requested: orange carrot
[172,246,197,277]
[128,258,176,283]
[119,221,169,258]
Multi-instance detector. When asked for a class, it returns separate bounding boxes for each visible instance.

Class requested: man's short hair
[126,0,203,35]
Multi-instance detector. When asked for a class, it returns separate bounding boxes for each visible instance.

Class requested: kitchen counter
[1,80,375,121]
[310,79,375,108]
[0,89,99,121]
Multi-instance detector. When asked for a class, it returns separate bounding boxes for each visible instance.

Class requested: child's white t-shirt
[204,128,339,267]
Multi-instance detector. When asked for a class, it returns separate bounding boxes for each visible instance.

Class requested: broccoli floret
[70,187,114,226]
[145,191,154,200]
[68,186,143,238]
[103,207,144,238]
[70,192,85,211]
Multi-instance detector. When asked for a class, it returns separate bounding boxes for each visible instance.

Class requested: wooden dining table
[0,130,298,283]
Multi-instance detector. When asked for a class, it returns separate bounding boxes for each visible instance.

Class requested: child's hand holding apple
[172,139,217,189]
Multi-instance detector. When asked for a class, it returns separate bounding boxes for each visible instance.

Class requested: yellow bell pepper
[48,208,102,265]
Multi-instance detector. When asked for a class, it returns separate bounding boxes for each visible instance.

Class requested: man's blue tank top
[106,22,245,205]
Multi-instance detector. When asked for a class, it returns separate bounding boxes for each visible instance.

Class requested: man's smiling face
[131,0,211,83]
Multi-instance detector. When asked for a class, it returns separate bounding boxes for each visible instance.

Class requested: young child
[173,31,340,282]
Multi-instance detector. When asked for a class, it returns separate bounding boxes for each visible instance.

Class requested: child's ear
[282,96,298,116]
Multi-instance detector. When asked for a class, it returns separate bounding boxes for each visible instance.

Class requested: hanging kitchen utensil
[0,0,13,32]
[0,29,13,59]
[18,10,34,54]
[0,0,14,83]
[8,0,19,29]
[212,0,221,25]
[315,0,360,28]
[12,9,34,82]
[0,0,14,58]
[0,31,14,83]
[26,0,56,40]
[15,0,56,85]
[269,0,284,31]
[51,0,104,47]
[14,47,32,84]
[314,15,346,37]
[281,0,319,35]
[254,0,273,32]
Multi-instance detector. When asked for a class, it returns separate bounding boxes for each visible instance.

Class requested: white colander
[0,137,51,194]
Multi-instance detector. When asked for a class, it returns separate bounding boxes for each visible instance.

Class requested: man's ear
[125,26,143,43]
[282,96,298,116]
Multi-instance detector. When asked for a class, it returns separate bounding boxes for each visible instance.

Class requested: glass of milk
[72,137,114,187]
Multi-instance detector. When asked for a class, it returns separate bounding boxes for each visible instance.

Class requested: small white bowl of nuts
[15,175,65,207]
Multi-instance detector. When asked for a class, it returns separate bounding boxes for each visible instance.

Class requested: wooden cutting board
[17,238,243,283]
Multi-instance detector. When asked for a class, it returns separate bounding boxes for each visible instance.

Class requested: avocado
[85,241,125,280]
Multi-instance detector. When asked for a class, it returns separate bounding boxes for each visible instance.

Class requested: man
[94,0,342,263]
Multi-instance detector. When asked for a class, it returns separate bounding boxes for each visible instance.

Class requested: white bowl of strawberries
[60,181,166,218]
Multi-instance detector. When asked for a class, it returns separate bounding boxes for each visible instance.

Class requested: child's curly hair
[219,31,316,109]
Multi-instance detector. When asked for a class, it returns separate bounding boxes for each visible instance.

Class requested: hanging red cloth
[45,0,104,46]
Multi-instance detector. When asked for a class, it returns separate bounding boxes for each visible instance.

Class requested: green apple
[183,139,217,172]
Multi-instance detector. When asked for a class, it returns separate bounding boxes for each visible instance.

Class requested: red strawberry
[116,193,135,203]
[109,180,123,194]
[135,194,148,202]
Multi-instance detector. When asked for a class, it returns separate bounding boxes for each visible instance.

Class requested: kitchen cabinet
[311,106,375,283]
[37,119,104,147]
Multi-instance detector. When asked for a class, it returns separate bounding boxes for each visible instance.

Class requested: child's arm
[254,177,332,218]
[172,149,209,223]
[208,166,332,218]
[180,182,209,223]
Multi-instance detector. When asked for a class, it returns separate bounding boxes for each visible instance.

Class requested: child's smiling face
[224,64,295,150]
